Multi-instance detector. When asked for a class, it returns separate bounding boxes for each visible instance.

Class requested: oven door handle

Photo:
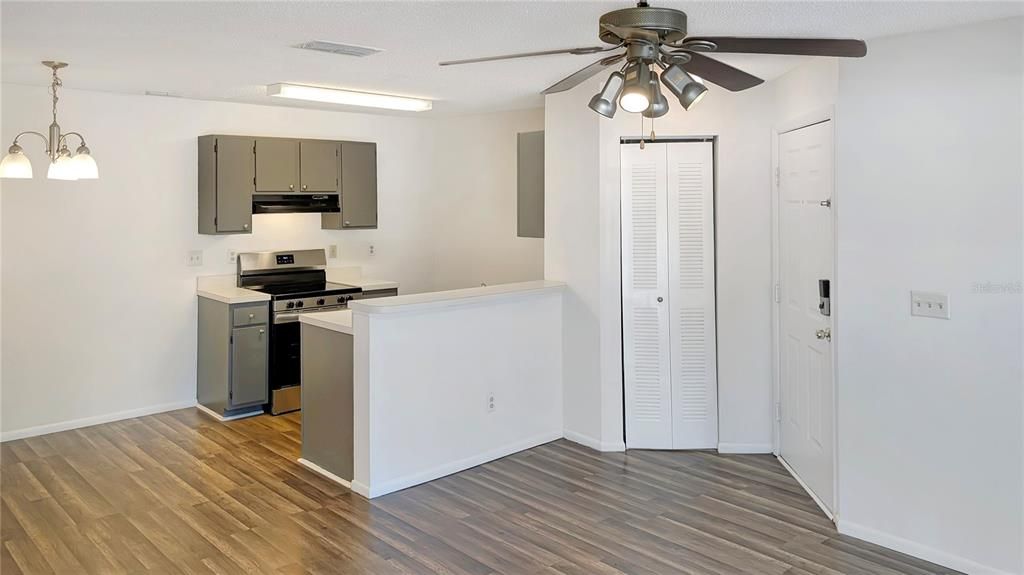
[274,313,301,324]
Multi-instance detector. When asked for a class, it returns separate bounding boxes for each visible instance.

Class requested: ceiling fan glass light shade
[619,63,651,113]
[267,83,432,112]
[660,62,707,110]
[0,144,33,179]
[72,145,99,179]
[642,72,669,118]
[588,71,625,118]
[47,151,78,181]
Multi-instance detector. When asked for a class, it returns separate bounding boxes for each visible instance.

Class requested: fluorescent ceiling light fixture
[267,83,432,112]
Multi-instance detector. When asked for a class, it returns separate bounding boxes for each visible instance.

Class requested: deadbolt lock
[815,328,832,342]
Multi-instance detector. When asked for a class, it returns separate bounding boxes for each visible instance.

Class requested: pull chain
[639,113,645,150]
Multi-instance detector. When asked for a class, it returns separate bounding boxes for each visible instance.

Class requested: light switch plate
[328,244,338,259]
[228,250,238,264]
[187,250,203,267]
[911,291,950,319]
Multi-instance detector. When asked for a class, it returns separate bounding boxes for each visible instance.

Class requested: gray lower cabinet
[323,141,378,230]
[198,297,269,418]
[198,135,255,234]
[300,323,354,481]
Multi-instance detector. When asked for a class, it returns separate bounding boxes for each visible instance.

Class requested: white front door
[622,141,717,450]
[778,120,835,514]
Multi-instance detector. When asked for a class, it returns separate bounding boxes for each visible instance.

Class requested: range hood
[252,194,340,214]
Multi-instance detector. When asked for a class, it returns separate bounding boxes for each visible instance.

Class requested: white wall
[544,84,607,449]
[546,76,777,452]
[350,283,563,497]
[431,109,544,290]
[0,84,543,437]
[834,18,1023,575]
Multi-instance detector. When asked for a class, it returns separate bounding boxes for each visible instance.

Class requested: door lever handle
[815,328,832,342]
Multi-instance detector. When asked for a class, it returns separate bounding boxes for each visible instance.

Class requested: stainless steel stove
[237,249,361,415]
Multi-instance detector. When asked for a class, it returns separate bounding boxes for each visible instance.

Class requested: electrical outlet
[228,250,238,264]
[368,243,376,257]
[328,244,338,259]
[911,291,950,319]
[187,250,203,267]
[487,392,495,413]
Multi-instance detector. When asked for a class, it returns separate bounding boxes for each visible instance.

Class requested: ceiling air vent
[294,41,383,58]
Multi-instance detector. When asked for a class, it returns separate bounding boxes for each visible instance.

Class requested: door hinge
[229,334,233,344]
[775,166,780,187]
[253,176,256,186]
[819,198,832,208]
[214,141,218,153]
[214,216,218,226]
[774,283,781,303]
[775,402,782,422]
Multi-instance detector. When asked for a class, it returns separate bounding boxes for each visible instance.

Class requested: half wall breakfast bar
[298,280,566,498]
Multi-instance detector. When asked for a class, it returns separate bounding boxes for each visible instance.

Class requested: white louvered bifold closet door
[621,144,673,449]
[622,141,717,450]
[666,142,718,449]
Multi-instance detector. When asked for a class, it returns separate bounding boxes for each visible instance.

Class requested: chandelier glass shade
[0,62,99,181]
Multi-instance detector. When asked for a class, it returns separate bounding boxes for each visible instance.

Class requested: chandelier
[0,61,98,180]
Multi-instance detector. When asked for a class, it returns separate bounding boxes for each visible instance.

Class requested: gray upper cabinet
[324,141,378,229]
[299,141,340,193]
[200,135,377,234]
[255,138,300,192]
[198,135,255,234]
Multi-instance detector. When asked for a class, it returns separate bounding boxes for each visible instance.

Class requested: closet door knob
[657,297,664,303]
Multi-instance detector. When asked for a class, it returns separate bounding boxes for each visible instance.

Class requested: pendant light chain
[50,65,62,125]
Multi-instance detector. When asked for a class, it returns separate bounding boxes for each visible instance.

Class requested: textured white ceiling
[2,1,1021,116]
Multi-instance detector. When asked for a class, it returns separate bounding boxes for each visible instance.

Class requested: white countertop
[196,270,398,305]
[196,275,270,304]
[348,280,565,315]
[299,309,354,335]
[325,270,399,292]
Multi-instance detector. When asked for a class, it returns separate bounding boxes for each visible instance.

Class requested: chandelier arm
[12,131,50,152]
[58,131,87,149]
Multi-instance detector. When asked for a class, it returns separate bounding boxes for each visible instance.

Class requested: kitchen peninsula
[298,280,565,498]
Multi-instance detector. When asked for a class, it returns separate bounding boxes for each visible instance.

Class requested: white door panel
[622,141,717,450]
[778,120,835,513]
[667,143,718,449]
[622,144,672,449]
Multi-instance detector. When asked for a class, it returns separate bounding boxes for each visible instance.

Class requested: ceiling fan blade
[439,46,609,66]
[541,53,625,95]
[680,52,763,92]
[600,22,660,44]
[683,36,867,58]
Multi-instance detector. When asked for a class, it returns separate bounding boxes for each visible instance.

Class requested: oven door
[268,306,346,415]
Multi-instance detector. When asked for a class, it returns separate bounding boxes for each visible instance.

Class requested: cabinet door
[255,138,300,192]
[340,142,378,228]
[300,141,339,192]
[215,136,255,233]
[230,324,268,407]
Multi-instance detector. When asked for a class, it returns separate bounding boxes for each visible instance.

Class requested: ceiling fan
[439,1,866,119]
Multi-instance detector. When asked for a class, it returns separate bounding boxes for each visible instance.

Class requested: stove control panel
[273,294,357,313]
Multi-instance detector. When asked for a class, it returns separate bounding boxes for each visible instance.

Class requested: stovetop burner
[249,281,360,299]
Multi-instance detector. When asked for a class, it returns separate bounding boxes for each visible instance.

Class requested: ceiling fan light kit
[440,1,866,132]
[0,61,99,180]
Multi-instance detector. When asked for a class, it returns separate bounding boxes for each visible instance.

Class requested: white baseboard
[364,431,562,498]
[195,404,263,422]
[351,480,371,499]
[837,520,1015,575]
[0,399,197,442]
[563,429,626,452]
[297,458,352,489]
[717,442,773,454]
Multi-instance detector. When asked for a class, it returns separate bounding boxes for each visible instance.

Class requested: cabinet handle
[344,221,351,226]
[302,184,308,191]
[243,223,249,230]
[289,184,294,190]
[259,329,265,336]
[248,313,255,319]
